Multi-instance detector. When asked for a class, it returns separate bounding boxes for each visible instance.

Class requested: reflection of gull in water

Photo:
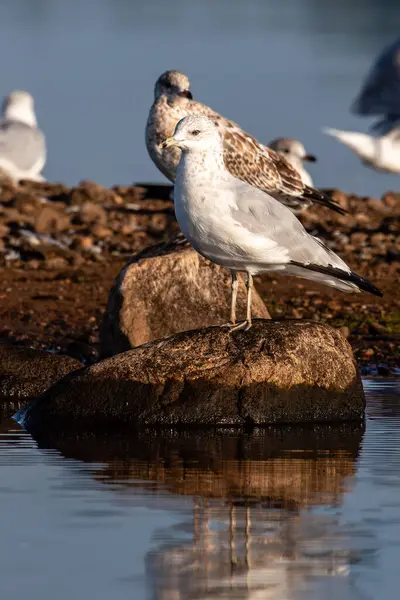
[146,70,344,215]
[323,125,400,174]
[352,37,400,135]
[148,500,352,600]
[0,90,46,182]
[268,137,316,188]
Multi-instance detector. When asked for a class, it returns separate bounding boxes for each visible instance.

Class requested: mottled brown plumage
[146,70,345,215]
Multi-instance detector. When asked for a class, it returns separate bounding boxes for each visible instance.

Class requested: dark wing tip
[291,261,383,297]
[302,185,348,216]
[348,270,383,297]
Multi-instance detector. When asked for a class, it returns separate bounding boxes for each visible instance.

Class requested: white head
[2,90,37,127]
[154,70,193,101]
[268,137,316,164]
[160,115,221,153]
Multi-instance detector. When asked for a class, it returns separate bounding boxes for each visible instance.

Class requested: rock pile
[0,180,398,271]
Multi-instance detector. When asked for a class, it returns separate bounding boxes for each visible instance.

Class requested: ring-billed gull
[161,115,382,331]
[352,37,400,135]
[0,90,46,182]
[268,137,316,188]
[147,70,344,215]
[323,126,400,173]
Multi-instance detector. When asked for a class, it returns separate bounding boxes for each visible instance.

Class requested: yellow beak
[159,136,178,150]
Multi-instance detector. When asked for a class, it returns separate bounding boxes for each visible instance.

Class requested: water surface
[0,380,399,599]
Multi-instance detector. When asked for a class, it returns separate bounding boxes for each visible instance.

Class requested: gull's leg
[227,272,253,332]
[220,270,239,328]
[244,272,253,330]
[230,271,238,324]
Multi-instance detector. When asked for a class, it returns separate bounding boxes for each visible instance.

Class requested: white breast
[174,152,287,272]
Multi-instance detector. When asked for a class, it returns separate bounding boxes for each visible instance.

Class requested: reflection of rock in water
[34,425,363,599]
[35,426,362,505]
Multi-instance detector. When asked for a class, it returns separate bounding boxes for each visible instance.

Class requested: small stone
[381,192,400,208]
[92,224,113,239]
[370,232,386,246]
[78,236,94,250]
[350,232,368,246]
[35,205,71,234]
[44,256,69,269]
[78,202,107,225]
[339,326,350,339]
[69,181,117,206]
[13,192,42,215]
[354,213,370,225]
[0,223,10,238]
[366,198,389,214]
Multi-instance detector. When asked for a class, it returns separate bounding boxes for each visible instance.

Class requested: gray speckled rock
[25,320,364,431]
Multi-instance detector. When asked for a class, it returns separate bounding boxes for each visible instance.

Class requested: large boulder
[24,320,364,431]
[0,343,82,404]
[99,234,271,357]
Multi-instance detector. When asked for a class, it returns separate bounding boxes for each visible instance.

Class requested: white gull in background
[146,70,344,215]
[0,90,46,182]
[161,115,382,331]
[268,137,316,187]
[352,36,400,135]
[323,125,400,173]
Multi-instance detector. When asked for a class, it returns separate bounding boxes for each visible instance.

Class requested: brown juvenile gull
[161,115,382,331]
[146,70,344,215]
[268,137,316,188]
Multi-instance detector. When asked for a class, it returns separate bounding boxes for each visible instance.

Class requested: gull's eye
[190,129,201,136]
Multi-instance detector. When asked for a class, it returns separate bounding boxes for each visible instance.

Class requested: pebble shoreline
[0,178,398,373]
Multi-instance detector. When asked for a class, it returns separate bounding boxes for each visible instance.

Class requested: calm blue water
[0,0,400,196]
[0,380,399,599]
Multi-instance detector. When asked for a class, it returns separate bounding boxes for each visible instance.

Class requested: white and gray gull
[0,90,46,182]
[325,37,400,173]
[147,70,344,215]
[161,115,382,331]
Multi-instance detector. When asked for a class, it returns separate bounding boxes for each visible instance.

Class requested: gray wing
[229,179,382,296]
[352,37,400,118]
[0,121,46,171]
[229,178,349,270]
[227,177,382,296]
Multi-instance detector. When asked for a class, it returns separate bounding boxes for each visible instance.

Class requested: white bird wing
[0,120,46,171]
